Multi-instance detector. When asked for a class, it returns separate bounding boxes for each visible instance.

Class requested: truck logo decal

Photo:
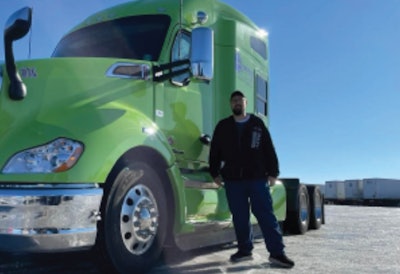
[20,67,37,78]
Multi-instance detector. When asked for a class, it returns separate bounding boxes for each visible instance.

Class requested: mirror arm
[4,39,26,100]
[153,59,190,82]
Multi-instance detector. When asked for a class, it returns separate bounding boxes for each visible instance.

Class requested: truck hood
[0,57,153,166]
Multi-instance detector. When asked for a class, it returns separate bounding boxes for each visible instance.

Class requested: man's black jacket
[209,114,279,181]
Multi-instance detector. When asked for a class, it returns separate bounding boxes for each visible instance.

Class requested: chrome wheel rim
[120,184,159,255]
[299,192,309,225]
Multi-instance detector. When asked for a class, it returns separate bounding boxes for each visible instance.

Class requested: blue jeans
[224,179,285,256]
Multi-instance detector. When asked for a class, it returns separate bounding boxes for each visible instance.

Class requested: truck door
[154,30,230,227]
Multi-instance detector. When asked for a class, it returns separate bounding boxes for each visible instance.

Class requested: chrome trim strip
[184,179,219,189]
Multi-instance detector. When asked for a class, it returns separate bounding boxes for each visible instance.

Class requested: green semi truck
[0,0,324,273]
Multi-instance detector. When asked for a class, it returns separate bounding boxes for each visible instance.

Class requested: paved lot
[151,205,400,274]
[1,205,400,273]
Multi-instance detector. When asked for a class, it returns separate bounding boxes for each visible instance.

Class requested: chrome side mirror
[191,27,213,81]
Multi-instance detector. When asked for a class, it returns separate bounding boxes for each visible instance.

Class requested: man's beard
[232,106,243,115]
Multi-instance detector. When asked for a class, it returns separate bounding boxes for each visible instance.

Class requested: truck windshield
[52,15,171,61]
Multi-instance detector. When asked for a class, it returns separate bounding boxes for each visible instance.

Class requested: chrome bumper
[0,184,103,252]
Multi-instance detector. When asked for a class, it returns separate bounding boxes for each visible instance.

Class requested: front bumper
[0,183,103,252]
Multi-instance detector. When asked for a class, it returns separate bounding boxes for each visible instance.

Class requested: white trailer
[325,181,345,203]
[362,178,400,206]
[344,179,363,203]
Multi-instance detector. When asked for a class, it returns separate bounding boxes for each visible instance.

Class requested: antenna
[178,0,183,58]
[28,22,32,59]
[28,7,33,59]
[179,0,183,28]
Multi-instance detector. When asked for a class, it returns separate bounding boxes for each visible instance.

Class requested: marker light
[257,29,268,38]
[196,11,208,24]
[142,127,156,135]
[2,138,83,174]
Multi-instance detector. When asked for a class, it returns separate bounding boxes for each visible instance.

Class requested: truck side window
[250,36,267,60]
[255,74,268,116]
[171,31,191,85]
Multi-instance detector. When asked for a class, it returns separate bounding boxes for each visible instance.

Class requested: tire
[97,162,168,274]
[286,184,310,234]
[308,186,323,230]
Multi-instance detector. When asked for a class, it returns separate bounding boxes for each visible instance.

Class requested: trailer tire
[286,184,310,234]
[308,186,323,230]
[97,162,168,274]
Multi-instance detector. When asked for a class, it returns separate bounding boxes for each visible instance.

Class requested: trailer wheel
[286,184,310,234]
[97,162,168,274]
[308,186,323,230]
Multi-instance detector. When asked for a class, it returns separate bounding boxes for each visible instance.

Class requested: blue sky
[1,0,399,184]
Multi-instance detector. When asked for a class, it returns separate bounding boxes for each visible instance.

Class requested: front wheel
[97,162,168,274]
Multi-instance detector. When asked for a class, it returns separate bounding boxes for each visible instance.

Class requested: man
[209,90,294,268]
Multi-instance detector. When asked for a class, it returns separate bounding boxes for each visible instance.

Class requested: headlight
[2,138,83,174]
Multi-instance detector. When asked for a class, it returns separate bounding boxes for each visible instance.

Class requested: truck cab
[0,1,323,273]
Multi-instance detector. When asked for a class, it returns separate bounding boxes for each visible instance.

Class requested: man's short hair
[230,90,245,100]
